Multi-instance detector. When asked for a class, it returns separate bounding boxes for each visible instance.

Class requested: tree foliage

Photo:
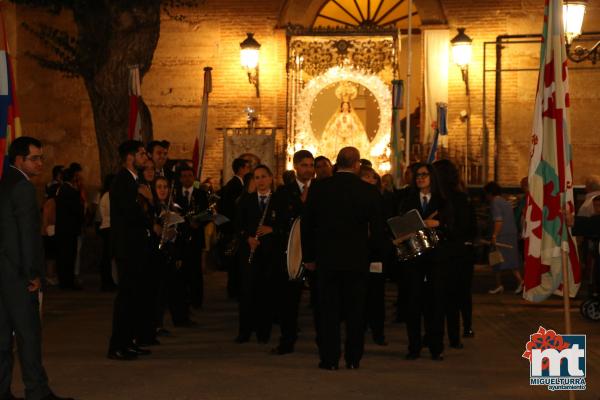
[11,0,205,176]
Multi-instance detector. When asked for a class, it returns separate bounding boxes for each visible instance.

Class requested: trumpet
[248,194,271,265]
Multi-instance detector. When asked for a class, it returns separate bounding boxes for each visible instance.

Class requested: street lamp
[562,0,600,64]
[240,33,261,97]
[451,28,473,95]
[563,0,586,44]
[451,28,473,184]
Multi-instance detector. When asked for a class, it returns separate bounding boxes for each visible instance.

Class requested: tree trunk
[77,1,161,178]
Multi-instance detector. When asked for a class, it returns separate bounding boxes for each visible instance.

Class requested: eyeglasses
[415,172,430,178]
[25,155,44,162]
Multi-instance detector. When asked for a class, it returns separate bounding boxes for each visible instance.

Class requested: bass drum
[286,217,305,281]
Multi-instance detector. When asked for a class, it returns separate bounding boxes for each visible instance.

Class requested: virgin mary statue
[319,82,371,161]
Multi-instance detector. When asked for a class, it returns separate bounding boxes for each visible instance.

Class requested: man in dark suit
[301,147,385,370]
[272,150,315,355]
[176,165,209,312]
[147,140,172,181]
[107,140,152,361]
[54,166,84,290]
[219,158,251,298]
[0,137,73,400]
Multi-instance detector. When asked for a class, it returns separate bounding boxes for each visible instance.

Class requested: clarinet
[248,194,271,265]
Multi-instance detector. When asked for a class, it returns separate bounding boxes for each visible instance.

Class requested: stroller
[580,238,600,321]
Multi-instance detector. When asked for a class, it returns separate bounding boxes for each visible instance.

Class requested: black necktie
[422,195,429,214]
[259,195,267,212]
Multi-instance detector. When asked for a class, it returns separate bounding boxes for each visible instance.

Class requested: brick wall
[11,0,600,194]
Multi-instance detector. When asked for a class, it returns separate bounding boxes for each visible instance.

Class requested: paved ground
[8,268,600,400]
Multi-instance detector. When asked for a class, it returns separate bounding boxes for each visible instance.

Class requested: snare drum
[395,228,440,262]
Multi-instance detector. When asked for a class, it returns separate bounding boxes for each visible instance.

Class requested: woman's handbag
[488,246,504,267]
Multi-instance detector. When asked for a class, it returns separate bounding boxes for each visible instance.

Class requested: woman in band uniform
[398,163,447,361]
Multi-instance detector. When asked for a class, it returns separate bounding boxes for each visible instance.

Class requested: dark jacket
[220,176,244,221]
[301,172,385,272]
[110,167,151,260]
[273,180,310,240]
[0,166,45,280]
[176,186,209,244]
[55,182,84,236]
[236,191,280,265]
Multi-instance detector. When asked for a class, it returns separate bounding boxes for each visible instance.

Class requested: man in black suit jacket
[0,137,73,400]
[301,147,385,370]
[107,140,152,361]
[272,150,315,355]
[176,165,209,311]
[219,158,251,298]
[55,166,84,290]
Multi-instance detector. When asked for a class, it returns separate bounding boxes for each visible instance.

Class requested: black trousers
[404,251,446,356]
[444,262,461,346]
[457,250,475,332]
[183,236,204,308]
[366,272,386,340]
[137,259,160,343]
[238,253,273,341]
[274,274,303,349]
[108,258,143,352]
[98,228,115,289]
[318,269,368,366]
[55,233,78,289]
[306,270,321,347]
[0,270,50,400]
[156,256,189,326]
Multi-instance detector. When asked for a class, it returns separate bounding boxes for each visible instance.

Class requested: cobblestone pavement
[8,268,600,400]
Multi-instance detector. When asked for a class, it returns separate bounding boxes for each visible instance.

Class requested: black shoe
[137,339,160,347]
[405,352,420,360]
[431,353,444,361]
[127,345,152,356]
[234,335,250,344]
[346,362,360,369]
[1,392,24,400]
[318,362,339,371]
[156,328,173,337]
[40,393,74,400]
[107,349,137,361]
[449,342,464,349]
[271,345,294,355]
[174,319,198,328]
[373,337,388,346]
[463,329,475,338]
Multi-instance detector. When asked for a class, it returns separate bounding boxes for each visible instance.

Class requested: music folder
[386,209,426,239]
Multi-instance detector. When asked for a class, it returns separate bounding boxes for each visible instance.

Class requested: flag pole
[404,0,412,170]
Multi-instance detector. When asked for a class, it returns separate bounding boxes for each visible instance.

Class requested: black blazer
[273,180,311,240]
[573,215,600,237]
[220,176,244,221]
[301,172,385,272]
[110,167,151,260]
[55,182,84,236]
[236,191,279,263]
[0,166,44,280]
[176,186,209,242]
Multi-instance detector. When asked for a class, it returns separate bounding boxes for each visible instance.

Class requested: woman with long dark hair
[433,159,477,345]
[235,165,279,344]
[397,162,447,360]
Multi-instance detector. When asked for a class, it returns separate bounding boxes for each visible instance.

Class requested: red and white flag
[192,67,212,178]
[0,5,21,178]
[523,0,580,302]
[127,66,142,141]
